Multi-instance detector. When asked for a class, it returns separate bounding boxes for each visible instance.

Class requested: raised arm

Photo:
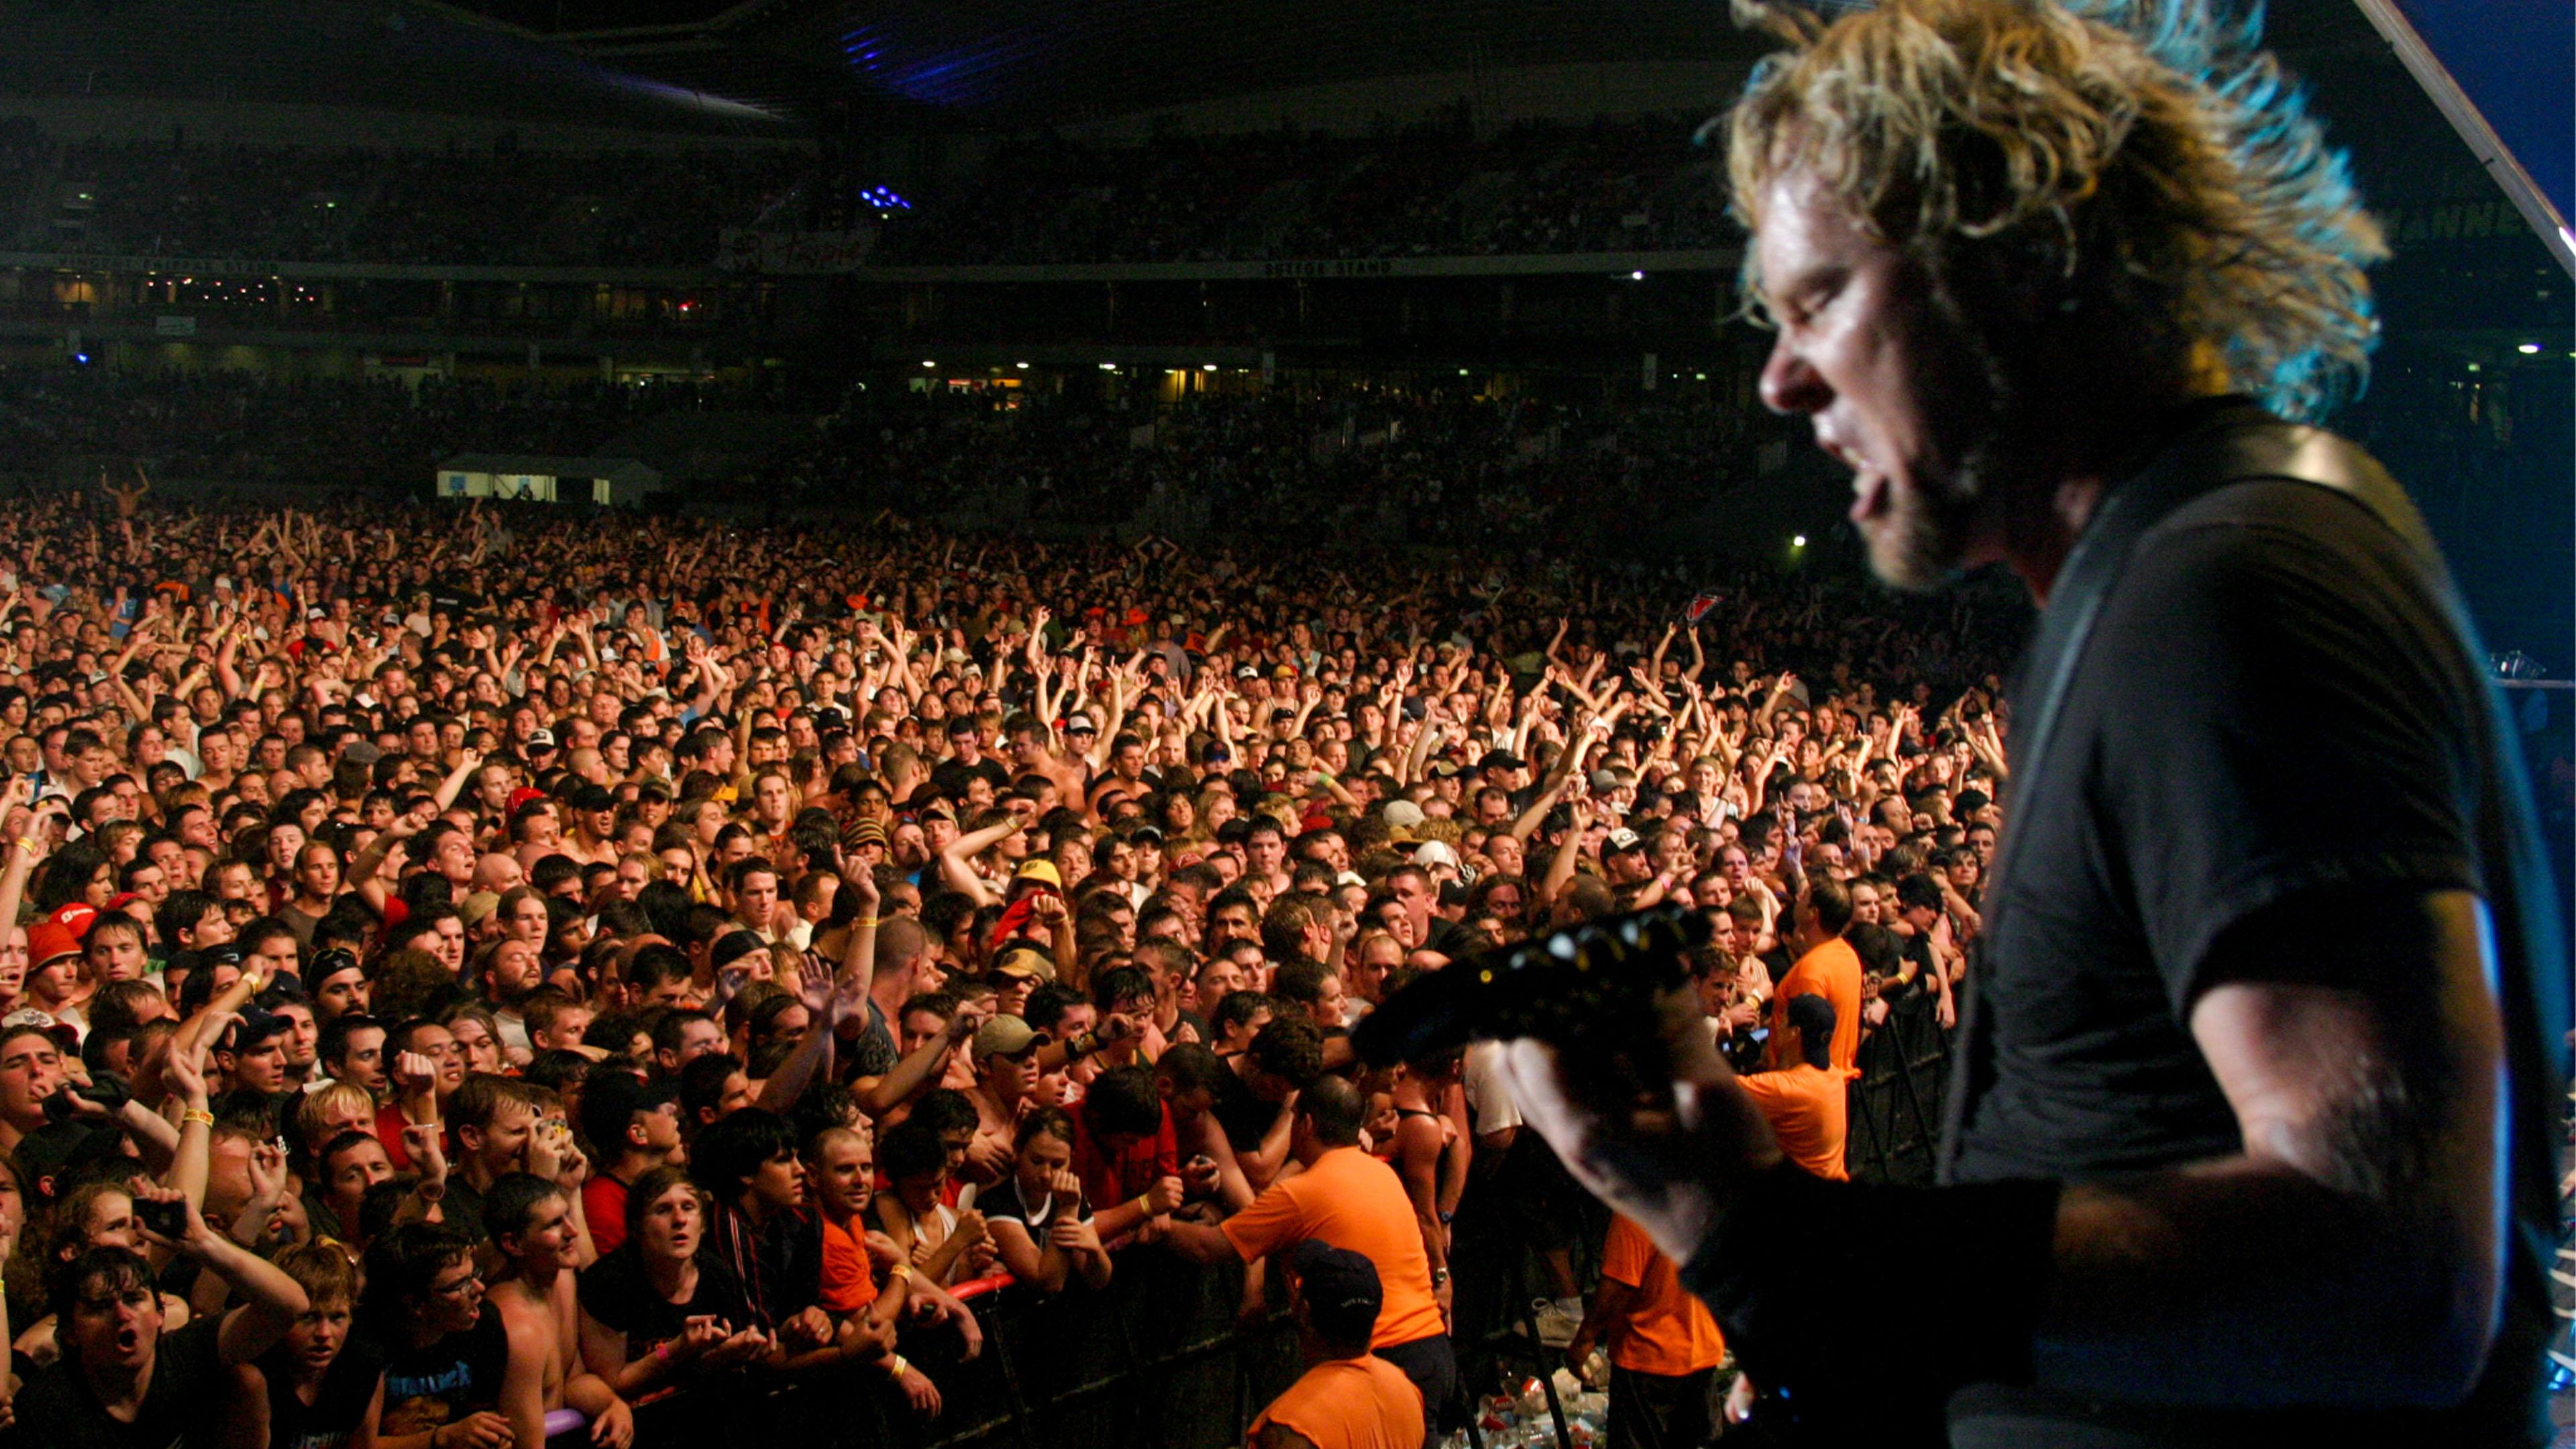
[1536,799,1593,910]
[934,817,1022,910]
[133,1180,310,1367]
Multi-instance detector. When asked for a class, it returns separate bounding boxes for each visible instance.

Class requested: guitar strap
[1933,398,2544,1177]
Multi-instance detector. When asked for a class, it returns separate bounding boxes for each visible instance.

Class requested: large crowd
[1,117,1729,270]
[0,370,714,493]
[869,119,1732,266]
[757,384,1764,551]
[13,131,815,269]
[0,479,2016,1447]
[0,368,1770,556]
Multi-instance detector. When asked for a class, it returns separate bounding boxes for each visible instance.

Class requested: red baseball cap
[26,922,81,965]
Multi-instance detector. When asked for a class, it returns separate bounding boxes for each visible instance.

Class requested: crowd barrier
[604,1246,1301,1449]
[1847,1001,1955,1186]
[539,1015,1959,1449]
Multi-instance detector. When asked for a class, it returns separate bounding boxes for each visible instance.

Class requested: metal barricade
[635,1248,1303,1449]
[1846,1002,1955,1185]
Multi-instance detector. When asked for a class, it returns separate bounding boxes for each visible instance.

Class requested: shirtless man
[486,1171,633,1449]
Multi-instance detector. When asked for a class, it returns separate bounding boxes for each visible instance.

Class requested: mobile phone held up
[132,1195,190,1241]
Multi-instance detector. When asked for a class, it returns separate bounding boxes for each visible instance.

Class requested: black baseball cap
[1288,1239,1383,1344]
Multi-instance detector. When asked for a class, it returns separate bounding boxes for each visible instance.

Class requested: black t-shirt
[1949,466,2556,1445]
[929,755,1009,800]
[260,1334,386,1449]
[1886,931,1938,1010]
[1208,1060,1276,1157]
[15,1318,227,1449]
[1954,480,2485,1179]
[435,1177,488,1246]
[576,1246,755,1363]
[372,1303,508,1440]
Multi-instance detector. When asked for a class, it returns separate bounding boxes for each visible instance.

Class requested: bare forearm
[754,1017,834,1114]
[1159,1219,1236,1265]
[857,1032,952,1115]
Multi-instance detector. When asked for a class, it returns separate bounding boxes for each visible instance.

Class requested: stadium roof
[0,0,2518,176]
[431,0,1780,127]
[427,0,2428,134]
[0,0,798,134]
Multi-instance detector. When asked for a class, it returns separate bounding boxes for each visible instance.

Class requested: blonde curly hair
[1724,0,2385,422]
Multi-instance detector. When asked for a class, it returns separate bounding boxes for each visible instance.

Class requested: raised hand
[402,1120,449,1187]
[394,1049,440,1097]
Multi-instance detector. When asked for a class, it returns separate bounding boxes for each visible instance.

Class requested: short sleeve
[1219,1180,1307,1263]
[1734,1071,1786,1115]
[816,1217,877,1315]
[1600,1215,1652,1288]
[1461,1042,1522,1136]
[2089,496,2481,1011]
[979,1183,1027,1224]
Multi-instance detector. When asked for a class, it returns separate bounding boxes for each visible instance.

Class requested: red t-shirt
[1071,1101,1177,1212]
[584,1173,632,1256]
[374,1103,451,1173]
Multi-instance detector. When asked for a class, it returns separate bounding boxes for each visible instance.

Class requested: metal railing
[561,1013,1955,1449]
[616,1248,1301,1449]
[1847,1001,1955,1186]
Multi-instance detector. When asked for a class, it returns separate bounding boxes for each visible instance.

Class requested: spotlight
[1791,535,1807,548]
[2516,343,2540,354]
[1630,270,1645,280]
[922,360,936,368]
[1201,364,1218,372]
[1015,361,1030,369]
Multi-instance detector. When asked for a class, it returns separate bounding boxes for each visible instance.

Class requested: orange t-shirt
[1599,1214,1726,1377]
[1767,936,1862,1076]
[1248,1355,1424,1449]
[1220,1146,1446,1350]
[816,1208,881,1316]
[1737,1063,1849,1181]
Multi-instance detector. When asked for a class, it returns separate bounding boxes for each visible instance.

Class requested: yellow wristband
[853,916,880,929]
[887,1262,913,1283]
[12,838,34,855]
[181,1108,215,1128]
[885,1353,910,1378]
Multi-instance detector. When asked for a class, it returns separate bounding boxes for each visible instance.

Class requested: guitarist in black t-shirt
[1483,1,2567,1445]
